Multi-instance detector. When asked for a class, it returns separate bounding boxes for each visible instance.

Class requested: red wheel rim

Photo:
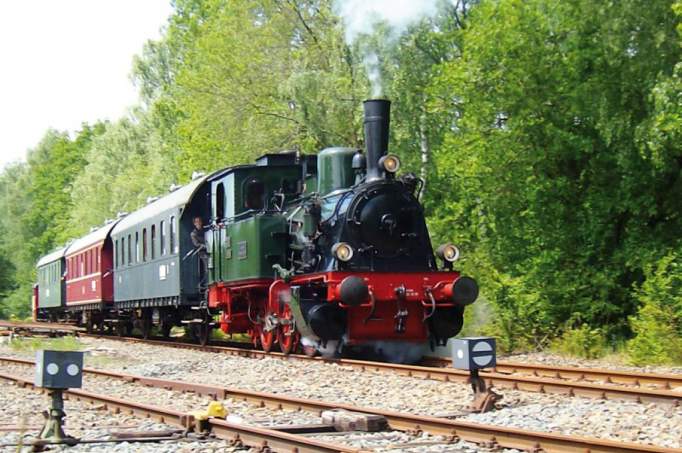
[260,328,274,352]
[277,306,299,355]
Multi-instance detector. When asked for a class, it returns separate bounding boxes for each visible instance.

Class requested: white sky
[0,0,173,168]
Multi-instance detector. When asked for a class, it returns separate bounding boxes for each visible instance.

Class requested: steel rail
[0,320,83,334]
[1,356,678,453]
[78,335,682,405]
[422,356,682,390]
[0,369,359,453]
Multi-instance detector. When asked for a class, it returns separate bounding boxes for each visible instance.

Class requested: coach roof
[67,220,120,256]
[111,174,211,235]
[36,246,70,268]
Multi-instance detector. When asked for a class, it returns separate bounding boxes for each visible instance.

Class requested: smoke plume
[334,0,441,97]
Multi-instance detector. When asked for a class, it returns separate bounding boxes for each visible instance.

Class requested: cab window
[244,178,265,210]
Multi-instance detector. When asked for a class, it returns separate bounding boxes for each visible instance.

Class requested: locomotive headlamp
[378,154,401,173]
[332,242,354,262]
[436,243,460,263]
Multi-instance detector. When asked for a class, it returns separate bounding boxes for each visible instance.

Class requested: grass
[8,335,83,353]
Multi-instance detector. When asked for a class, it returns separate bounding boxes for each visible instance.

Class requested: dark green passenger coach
[36,246,68,311]
[111,175,211,307]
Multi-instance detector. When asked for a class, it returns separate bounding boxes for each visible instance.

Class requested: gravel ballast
[1,336,680,450]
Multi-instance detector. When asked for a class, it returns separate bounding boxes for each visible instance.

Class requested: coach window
[135,232,140,263]
[143,228,148,262]
[244,178,265,210]
[170,216,176,254]
[151,225,156,260]
[80,254,84,276]
[160,221,166,255]
[127,234,132,265]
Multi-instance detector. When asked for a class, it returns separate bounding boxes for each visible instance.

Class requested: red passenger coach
[65,221,118,308]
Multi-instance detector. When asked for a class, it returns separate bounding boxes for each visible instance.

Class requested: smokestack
[363,99,391,181]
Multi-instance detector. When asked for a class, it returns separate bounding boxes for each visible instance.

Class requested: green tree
[627,252,682,364]
[68,110,180,233]
[428,0,681,347]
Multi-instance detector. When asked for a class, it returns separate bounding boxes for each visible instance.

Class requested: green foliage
[427,0,682,348]
[1,0,680,365]
[627,252,682,365]
[69,109,179,232]
[0,124,105,319]
[551,324,609,359]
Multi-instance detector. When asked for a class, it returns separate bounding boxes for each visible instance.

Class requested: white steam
[334,0,441,97]
[363,51,382,98]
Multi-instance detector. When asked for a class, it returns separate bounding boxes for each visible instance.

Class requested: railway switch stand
[35,350,83,445]
[452,337,501,413]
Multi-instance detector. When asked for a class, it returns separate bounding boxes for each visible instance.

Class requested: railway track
[14,322,682,394]
[1,356,679,453]
[0,320,83,337]
[79,334,682,405]
[0,364,358,453]
[422,356,682,390]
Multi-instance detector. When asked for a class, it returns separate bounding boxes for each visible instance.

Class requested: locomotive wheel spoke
[259,320,275,353]
[260,328,274,352]
[277,306,299,355]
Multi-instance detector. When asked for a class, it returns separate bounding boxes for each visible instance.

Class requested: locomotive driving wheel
[277,305,299,355]
[259,312,276,353]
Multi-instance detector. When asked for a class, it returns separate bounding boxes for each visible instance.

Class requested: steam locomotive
[34,99,478,363]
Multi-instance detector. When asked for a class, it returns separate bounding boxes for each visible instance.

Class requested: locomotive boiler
[34,99,478,364]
